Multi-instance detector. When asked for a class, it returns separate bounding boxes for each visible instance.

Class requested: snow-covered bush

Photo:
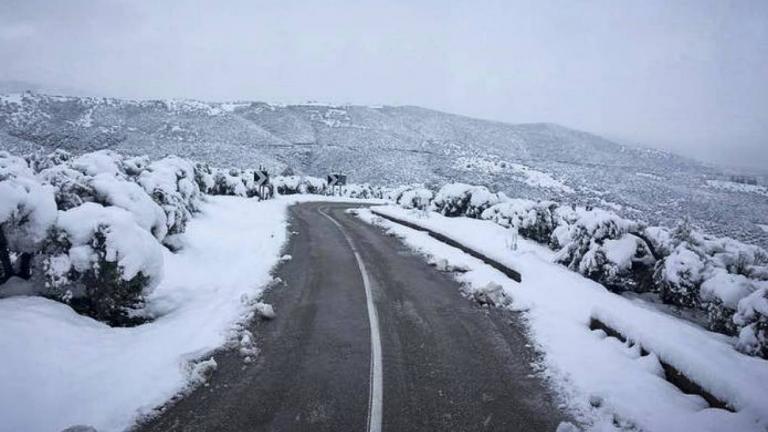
[302,176,327,194]
[90,173,168,241]
[0,152,58,282]
[343,183,379,199]
[555,208,655,292]
[69,150,126,177]
[193,162,216,194]
[138,156,202,236]
[430,183,499,218]
[481,199,559,244]
[653,243,707,308]
[700,269,754,335]
[272,175,327,195]
[212,168,247,197]
[25,149,73,172]
[734,286,768,359]
[41,203,164,325]
[653,220,768,332]
[397,187,433,210]
[37,165,96,210]
[121,155,151,177]
[272,175,301,195]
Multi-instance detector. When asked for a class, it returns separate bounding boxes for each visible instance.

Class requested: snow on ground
[0,194,377,432]
[758,224,768,233]
[358,205,768,432]
[452,156,574,193]
[706,180,768,197]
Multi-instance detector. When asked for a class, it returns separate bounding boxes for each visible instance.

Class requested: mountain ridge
[1,91,766,247]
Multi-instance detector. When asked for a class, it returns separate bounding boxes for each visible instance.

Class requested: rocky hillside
[1,92,766,246]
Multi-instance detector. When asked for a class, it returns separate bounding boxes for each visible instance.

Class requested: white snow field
[358,206,768,432]
[0,195,369,432]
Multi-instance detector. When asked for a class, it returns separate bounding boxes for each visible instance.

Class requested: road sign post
[326,173,347,196]
[254,166,270,199]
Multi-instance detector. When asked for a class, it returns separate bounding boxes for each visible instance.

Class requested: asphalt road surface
[138,202,565,432]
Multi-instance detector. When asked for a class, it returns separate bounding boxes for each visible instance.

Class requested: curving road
[138,202,564,432]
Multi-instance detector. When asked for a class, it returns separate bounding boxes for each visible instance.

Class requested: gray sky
[1,0,766,169]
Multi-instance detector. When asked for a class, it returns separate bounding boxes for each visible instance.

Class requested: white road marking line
[319,207,383,432]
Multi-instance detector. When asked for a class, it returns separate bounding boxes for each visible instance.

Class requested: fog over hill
[1,91,766,247]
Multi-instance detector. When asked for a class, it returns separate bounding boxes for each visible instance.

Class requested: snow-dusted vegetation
[392,182,768,360]
[1,150,211,324]
[4,92,767,250]
[362,205,768,431]
[0,147,385,431]
[0,148,381,326]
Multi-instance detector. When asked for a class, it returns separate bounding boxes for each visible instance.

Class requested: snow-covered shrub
[69,150,126,177]
[384,185,411,202]
[653,242,706,308]
[212,168,247,197]
[272,175,327,195]
[193,162,216,194]
[121,155,151,177]
[653,220,768,313]
[0,152,58,282]
[90,173,168,241]
[706,237,768,280]
[37,165,96,210]
[41,203,163,325]
[25,149,73,172]
[555,208,655,292]
[272,175,301,195]
[138,156,202,236]
[397,187,433,210]
[303,176,327,194]
[640,226,673,258]
[430,183,499,218]
[700,269,755,335]
[734,286,768,359]
[481,199,559,244]
[343,183,377,199]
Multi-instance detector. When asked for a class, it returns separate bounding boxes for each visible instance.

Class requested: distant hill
[1,91,766,247]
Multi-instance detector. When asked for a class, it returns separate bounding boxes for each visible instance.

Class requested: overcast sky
[1,0,766,168]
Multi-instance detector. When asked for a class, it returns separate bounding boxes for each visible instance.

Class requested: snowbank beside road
[0,196,289,432]
[360,206,768,432]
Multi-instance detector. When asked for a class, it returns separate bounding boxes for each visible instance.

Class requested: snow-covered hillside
[1,92,766,248]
